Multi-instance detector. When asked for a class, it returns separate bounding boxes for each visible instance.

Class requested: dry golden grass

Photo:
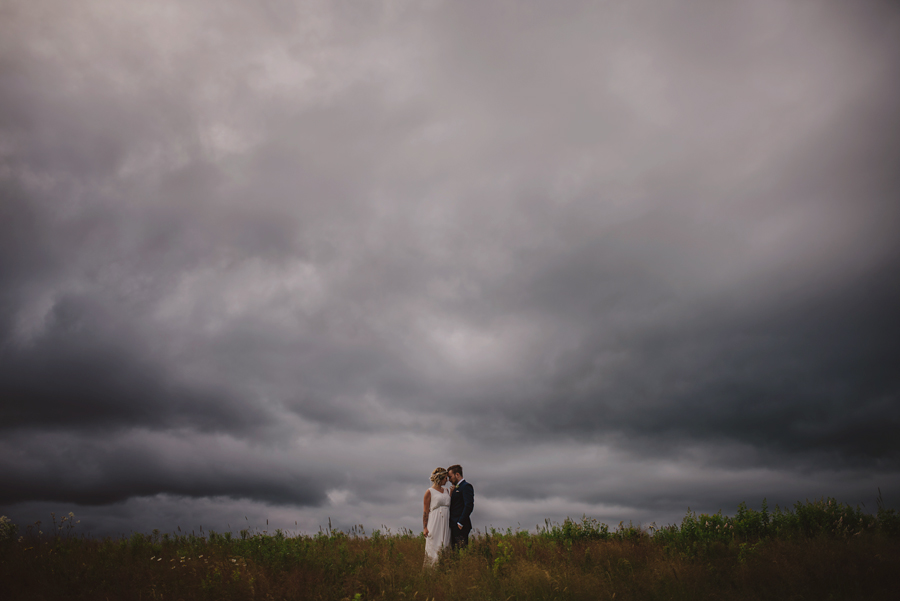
[2,500,899,600]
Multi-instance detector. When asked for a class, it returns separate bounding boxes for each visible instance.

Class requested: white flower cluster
[0,516,18,542]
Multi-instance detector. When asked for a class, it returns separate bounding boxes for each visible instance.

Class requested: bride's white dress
[424,486,451,566]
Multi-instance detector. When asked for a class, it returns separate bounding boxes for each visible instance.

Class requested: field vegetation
[2,496,899,600]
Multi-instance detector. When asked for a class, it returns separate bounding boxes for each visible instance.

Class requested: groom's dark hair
[448,464,463,477]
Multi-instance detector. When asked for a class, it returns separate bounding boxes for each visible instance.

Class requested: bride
[422,467,451,566]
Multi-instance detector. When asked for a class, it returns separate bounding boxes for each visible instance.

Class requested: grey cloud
[0,297,270,435]
[2,0,900,533]
[464,247,900,463]
[0,429,335,507]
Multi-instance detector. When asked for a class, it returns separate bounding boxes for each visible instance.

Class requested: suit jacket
[449,480,474,531]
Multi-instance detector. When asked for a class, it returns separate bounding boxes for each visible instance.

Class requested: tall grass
[2,498,898,600]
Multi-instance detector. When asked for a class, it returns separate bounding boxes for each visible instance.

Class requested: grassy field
[2,497,899,600]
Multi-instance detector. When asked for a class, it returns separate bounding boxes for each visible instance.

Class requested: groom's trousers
[450,525,470,549]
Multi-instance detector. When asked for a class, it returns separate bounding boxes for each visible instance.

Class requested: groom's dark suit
[449,479,474,548]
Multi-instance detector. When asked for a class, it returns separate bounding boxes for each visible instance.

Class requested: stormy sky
[2,0,900,537]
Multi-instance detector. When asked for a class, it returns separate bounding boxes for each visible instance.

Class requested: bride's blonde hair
[430,467,448,484]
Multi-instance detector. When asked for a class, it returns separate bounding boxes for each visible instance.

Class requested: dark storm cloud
[2,0,900,532]
[0,429,334,506]
[0,185,275,435]
[472,236,900,463]
[0,292,270,433]
[450,37,900,464]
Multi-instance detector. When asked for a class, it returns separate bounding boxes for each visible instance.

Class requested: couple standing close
[422,465,474,567]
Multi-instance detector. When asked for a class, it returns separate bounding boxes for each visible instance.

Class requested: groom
[447,464,474,549]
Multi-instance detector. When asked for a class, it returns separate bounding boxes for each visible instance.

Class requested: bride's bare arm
[423,490,431,535]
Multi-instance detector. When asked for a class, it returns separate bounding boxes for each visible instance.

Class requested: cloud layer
[2,0,899,536]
